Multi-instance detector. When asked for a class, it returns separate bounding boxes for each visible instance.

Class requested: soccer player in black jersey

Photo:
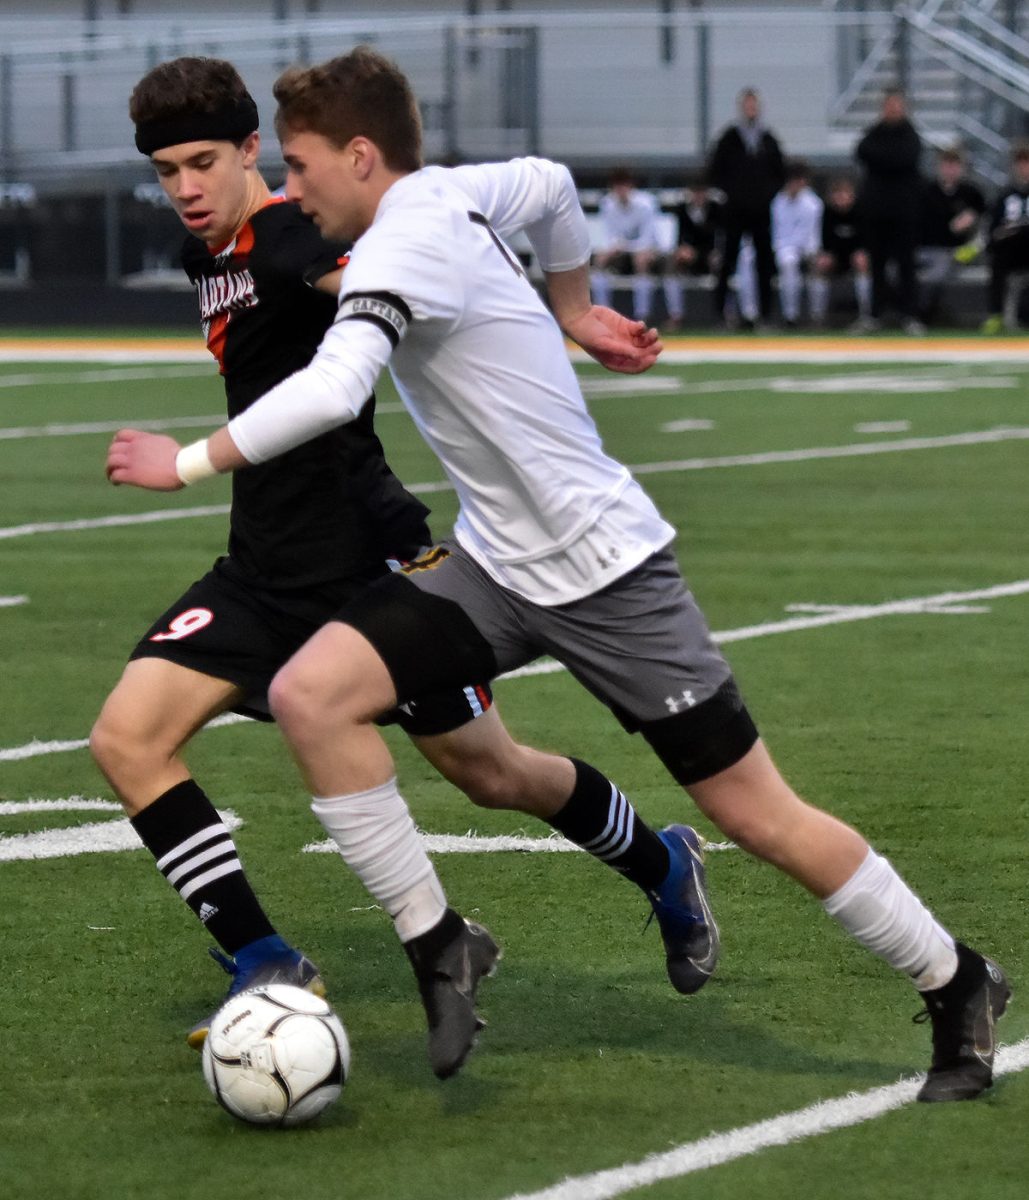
[810,176,872,329]
[96,57,715,1079]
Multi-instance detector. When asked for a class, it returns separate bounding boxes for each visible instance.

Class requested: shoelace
[207,947,248,994]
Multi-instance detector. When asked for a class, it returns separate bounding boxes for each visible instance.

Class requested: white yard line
[500,579,1029,681]
[499,1039,1029,1200]
[0,504,231,541]
[0,798,241,862]
[0,594,28,608]
[0,366,212,389]
[0,348,210,364]
[303,831,737,856]
[0,414,224,441]
[4,578,1026,765]
[3,425,1028,541]
[629,426,1029,479]
[606,346,1029,365]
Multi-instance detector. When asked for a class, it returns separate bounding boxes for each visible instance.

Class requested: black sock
[924,942,984,1001]
[403,907,465,976]
[548,759,670,892]
[131,779,277,956]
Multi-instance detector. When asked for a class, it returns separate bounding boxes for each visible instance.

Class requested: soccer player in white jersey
[108,47,1010,1103]
[99,56,726,1082]
[769,159,824,327]
[590,167,665,324]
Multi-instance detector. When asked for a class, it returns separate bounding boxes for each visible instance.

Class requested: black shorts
[130,557,492,736]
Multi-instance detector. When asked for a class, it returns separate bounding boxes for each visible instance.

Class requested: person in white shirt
[590,167,663,323]
[769,159,824,326]
[107,47,1009,1104]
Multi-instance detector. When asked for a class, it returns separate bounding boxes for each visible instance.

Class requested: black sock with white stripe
[548,759,670,892]
[130,779,276,956]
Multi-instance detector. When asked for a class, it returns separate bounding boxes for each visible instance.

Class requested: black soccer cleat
[915,942,1011,1103]
[405,912,501,1080]
[647,824,720,995]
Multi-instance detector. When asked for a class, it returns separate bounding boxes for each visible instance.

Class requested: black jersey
[181,199,430,592]
[671,193,724,261]
[920,179,985,248]
[988,185,1029,245]
[821,202,864,261]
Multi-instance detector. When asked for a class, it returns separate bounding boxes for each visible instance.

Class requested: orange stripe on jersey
[202,201,288,371]
[207,310,230,372]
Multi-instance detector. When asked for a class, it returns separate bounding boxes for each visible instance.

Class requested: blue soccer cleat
[648,824,720,994]
[187,935,326,1050]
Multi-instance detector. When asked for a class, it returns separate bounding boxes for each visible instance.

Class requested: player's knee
[269,660,363,735]
[267,663,316,733]
[89,706,160,780]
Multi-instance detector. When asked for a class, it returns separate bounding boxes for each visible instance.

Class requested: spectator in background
[981,141,1029,333]
[662,180,724,332]
[590,166,663,325]
[810,175,872,328]
[855,87,925,334]
[769,159,823,327]
[708,87,785,328]
[918,145,986,325]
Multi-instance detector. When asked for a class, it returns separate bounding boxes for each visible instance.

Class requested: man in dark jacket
[855,88,924,333]
[708,88,785,326]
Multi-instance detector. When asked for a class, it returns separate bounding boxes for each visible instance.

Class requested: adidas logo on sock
[198,902,219,924]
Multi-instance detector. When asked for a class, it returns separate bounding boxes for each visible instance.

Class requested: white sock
[311,777,447,942]
[632,275,655,322]
[855,273,872,317]
[808,276,830,322]
[822,849,958,990]
[591,270,612,308]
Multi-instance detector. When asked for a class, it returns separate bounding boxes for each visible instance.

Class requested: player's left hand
[563,305,663,375]
[105,429,184,491]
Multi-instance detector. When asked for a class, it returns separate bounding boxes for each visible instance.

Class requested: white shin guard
[822,849,958,991]
[311,777,447,943]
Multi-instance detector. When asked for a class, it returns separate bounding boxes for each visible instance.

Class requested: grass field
[1,339,1026,1200]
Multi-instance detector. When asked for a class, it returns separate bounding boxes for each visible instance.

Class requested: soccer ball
[201,984,350,1127]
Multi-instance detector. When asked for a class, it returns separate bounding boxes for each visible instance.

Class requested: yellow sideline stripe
[0,334,1024,355]
[0,337,199,353]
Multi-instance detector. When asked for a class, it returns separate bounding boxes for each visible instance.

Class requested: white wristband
[174,439,217,486]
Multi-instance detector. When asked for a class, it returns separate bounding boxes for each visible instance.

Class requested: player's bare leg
[90,658,325,1046]
[414,707,719,992]
[269,622,499,1078]
[687,739,1010,1100]
[412,707,575,819]
[91,657,240,813]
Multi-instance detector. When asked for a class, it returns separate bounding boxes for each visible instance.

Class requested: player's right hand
[564,305,663,375]
[105,429,184,491]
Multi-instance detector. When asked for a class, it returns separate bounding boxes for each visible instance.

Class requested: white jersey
[597,188,662,253]
[228,157,675,605]
[771,186,824,256]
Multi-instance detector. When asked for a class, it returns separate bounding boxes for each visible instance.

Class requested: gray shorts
[402,541,733,730]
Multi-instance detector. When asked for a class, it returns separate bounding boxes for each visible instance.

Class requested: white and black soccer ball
[201,983,350,1127]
